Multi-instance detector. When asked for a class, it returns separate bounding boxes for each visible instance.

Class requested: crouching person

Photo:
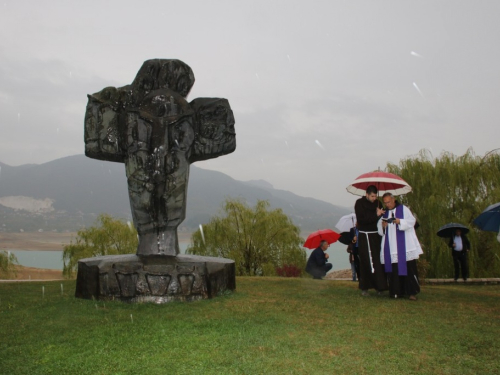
[305,240,333,279]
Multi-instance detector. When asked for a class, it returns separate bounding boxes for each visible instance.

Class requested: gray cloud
[1,0,499,208]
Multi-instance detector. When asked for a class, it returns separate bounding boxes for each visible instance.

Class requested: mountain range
[0,155,351,233]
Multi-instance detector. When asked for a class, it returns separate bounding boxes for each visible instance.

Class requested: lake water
[8,241,350,271]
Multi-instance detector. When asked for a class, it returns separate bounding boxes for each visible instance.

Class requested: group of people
[306,184,472,299]
[306,185,425,300]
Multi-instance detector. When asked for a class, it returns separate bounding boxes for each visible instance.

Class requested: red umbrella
[303,229,341,249]
[346,171,412,196]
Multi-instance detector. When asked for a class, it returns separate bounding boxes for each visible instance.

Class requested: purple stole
[383,204,407,276]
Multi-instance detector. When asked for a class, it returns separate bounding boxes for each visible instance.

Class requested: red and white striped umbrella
[346,171,412,196]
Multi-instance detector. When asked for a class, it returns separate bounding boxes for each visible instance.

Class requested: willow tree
[186,198,306,276]
[387,148,500,278]
[63,214,138,277]
[0,251,19,279]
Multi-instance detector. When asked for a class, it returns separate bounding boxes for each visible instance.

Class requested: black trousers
[307,263,333,279]
[452,251,469,280]
[386,259,420,298]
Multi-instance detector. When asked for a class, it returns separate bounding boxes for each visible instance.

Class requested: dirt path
[325,269,352,279]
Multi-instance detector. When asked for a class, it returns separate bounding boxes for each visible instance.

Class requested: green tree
[186,198,306,276]
[386,148,500,278]
[0,250,19,278]
[63,214,138,277]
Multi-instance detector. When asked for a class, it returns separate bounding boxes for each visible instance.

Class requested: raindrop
[130,314,134,323]
[17,113,20,122]
[95,304,98,310]
[61,283,64,295]
[56,128,60,134]
[315,140,325,150]
[69,71,72,79]
[42,286,45,298]
[410,51,424,58]
[255,73,260,80]
[199,224,205,244]
[127,221,133,231]
[412,82,425,98]
[175,139,180,147]
[287,54,291,63]
[285,141,288,148]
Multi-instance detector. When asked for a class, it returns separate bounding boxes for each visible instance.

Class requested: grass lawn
[0,277,499,374]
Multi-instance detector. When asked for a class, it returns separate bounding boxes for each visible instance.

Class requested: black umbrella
[437,223,469,238]
[338,231,354,245]
[473,202,500,232]
[338,227,358,245]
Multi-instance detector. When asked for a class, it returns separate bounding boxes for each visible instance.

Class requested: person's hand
[453,242,456,248]
[382,220,388,229]
[394,218,400,225]
[377,207,385,216]
[325,253,330,259]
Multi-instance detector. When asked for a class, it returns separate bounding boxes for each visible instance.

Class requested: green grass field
[0,278,499,374]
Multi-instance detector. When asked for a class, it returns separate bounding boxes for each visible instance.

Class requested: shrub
[276,264,302,277]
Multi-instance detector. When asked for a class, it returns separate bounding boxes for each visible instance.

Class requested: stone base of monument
[75,254,235,303]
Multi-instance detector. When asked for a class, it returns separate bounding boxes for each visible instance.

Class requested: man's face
[321,242,329,251]
[366,192,378,203]
[383,196,396,210]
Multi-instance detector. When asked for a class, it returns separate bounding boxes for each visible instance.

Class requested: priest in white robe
[377,193,423,300]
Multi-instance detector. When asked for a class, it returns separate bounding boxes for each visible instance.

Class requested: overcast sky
[1,0,499,208]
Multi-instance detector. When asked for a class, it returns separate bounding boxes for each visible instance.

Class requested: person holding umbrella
[436,223,471,282]
[305,240,333,279]
[354,185,388,296]
[449,228,470,281]
[346,229,359,282]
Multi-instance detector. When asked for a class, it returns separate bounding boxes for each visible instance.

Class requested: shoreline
[0,231,194,251]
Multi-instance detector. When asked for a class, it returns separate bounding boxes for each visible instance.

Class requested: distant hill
[0,155,350,233]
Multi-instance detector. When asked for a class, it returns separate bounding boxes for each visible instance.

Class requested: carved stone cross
[84,59,236,256]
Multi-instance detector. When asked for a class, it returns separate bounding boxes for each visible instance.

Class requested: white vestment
[377,205,423,264]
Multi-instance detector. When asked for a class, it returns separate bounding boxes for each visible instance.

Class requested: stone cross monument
[84,59,236,256]
[76,59,236,303]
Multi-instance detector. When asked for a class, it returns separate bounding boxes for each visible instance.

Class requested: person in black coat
[354,185,388,295]
[305,240,333,279]
[448,229,470,281]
